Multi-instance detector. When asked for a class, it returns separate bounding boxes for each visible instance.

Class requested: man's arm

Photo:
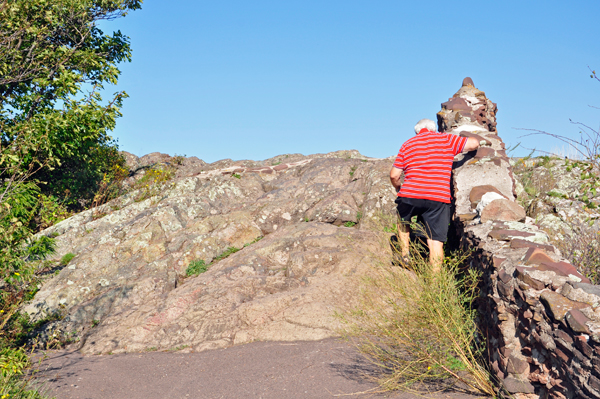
[463,137,480,152]
[390,166,403,192]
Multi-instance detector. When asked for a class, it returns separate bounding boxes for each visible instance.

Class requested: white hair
[414,119,436,134]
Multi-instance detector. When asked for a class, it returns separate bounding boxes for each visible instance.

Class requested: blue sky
[100,0,600,162]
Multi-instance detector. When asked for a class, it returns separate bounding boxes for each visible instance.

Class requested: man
[389,119,480,268]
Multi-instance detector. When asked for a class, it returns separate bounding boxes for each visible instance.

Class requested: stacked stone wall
[444,78,600,399]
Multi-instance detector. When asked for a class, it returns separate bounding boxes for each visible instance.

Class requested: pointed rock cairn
[443,78,600,399]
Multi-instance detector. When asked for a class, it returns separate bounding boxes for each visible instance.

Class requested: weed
[304,217,309,222]
[186,239,262,278]
[554,219,600,284]
[243,236,263,247]
[343,221,357,227]
[172,154,186,165]
[0,346,51,399]
[133,165,175,202]
[547,190,568,199]
[169,345,189,352]
[349,166,358,177]
[90,162,129,211]
[59,253,75,266]
[213,246,240,262]
[91,319,100,328]
[232,173,241,179]
[272,161,281,166]
[186,259,208,277]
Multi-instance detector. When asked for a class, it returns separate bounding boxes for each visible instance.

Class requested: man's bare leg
[397,223,410,258]
[427,239,444,271]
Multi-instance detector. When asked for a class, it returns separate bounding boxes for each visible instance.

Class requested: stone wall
[444,78,600,399]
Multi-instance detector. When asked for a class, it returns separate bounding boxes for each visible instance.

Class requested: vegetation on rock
[0,0,140,396]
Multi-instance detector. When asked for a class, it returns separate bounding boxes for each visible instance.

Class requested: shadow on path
[33,338,489,399]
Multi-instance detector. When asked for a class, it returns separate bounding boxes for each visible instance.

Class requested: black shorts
[395,197,451,242]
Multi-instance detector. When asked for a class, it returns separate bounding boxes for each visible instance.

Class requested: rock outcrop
[24,150,398,354]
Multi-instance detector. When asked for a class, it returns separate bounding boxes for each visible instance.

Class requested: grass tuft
[58,253,75,266]
[185,259,208,276]
[337,222,496,396]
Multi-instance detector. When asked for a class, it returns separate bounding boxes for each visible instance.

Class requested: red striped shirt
[393,130,467,203]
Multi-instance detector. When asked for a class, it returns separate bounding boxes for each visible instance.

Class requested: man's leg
[427,239,444,271]
[397,222,410,258]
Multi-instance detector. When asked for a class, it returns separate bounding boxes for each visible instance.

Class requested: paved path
[34,339,489,399]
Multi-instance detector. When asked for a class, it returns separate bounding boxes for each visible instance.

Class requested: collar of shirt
[418,128,433,134]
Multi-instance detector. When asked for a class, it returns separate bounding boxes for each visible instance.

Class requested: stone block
[523,247,555,265]
[515,267,546,290]
[555,329,574,344]
[566,309,591,334]
[498,280,514,298]
[510,239,556,252]
[498,268,513,283]
[475,146,496,159]
[469,184,506,207]
[588,375,600,395]
[481,199,526,222]
[457,213,477,222]
[540,291,590,321]
[554,347,570,363]
[568,281,600,298]
[507,354,530,374]
[489,229,535,241]
[503,376,536,394]
[575,335,594,358]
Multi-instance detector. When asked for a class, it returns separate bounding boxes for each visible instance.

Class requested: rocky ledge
[24,149,397,354]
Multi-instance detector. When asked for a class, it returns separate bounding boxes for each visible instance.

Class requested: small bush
[186,260,208,276]
[0,346,53,399]
[0,347,29,378]
[343,221,356,227]
[34,195,72,232]
[133,165,175,202]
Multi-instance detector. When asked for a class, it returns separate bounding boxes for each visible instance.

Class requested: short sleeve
[448,134,468,155]
[393,148,404,169]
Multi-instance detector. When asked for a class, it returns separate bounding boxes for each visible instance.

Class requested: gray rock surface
[25,151,397,354]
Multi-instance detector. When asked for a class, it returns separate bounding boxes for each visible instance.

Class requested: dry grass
[337,219,497,397]
[553,219,600,284]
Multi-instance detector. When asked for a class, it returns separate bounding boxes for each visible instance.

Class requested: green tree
[0,0,140,324]
[0,0,140,211]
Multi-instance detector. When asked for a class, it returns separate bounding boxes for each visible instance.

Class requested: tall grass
[338,224,497,396]
[0,347,53,399]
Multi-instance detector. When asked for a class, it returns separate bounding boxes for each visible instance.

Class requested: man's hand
[390,167,403,192]
[463,137,480,152]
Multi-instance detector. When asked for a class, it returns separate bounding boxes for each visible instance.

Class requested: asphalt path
[33,338,489,399]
